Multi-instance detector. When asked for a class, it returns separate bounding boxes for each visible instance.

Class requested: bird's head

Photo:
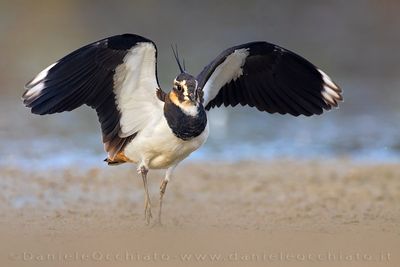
[172,73,201,103]
[169,72,203,116]
[167,45,203,112]
[168,73,204,115]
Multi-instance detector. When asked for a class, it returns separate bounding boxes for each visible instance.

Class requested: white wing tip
[318,69,343,107]
[26,62,57,88]
[22,82,45,99]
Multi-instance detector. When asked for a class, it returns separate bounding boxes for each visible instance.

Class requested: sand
[0,160,399,266]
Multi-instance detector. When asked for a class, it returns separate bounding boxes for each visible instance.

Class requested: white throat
[179,103,199,117]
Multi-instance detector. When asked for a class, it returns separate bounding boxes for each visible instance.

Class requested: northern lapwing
[22,34,342,224]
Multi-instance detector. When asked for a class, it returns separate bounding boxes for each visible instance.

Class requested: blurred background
[1,0,399,170]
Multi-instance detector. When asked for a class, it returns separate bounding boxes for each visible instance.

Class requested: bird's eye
[176,85,182,92]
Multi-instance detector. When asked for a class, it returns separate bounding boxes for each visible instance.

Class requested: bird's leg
[157,165,176,225]
[138,165,152,224]
[158,179,168,225]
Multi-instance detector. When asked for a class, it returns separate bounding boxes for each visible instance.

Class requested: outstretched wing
[197,42,342,116]
[22,34,163,159]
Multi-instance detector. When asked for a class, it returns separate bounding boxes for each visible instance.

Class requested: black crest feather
[171,44,185,73]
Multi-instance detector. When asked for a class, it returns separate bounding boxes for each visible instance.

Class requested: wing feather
[197,42,342,116]
[22,34,162,159]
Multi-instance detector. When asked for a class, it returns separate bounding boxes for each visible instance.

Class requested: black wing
[197,42,342,116]
[22,34,162,159]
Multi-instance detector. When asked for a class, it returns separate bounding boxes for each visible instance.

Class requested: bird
[22,33,342,225]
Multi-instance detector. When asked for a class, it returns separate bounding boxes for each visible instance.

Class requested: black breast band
[164,101,207,141]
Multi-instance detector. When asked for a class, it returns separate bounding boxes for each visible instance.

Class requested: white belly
[123,116,209,169]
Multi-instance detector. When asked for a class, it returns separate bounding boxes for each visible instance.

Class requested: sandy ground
[0,160,399,267]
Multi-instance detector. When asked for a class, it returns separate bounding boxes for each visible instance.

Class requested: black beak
[189,92,195,102]
[195,87,204,103]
